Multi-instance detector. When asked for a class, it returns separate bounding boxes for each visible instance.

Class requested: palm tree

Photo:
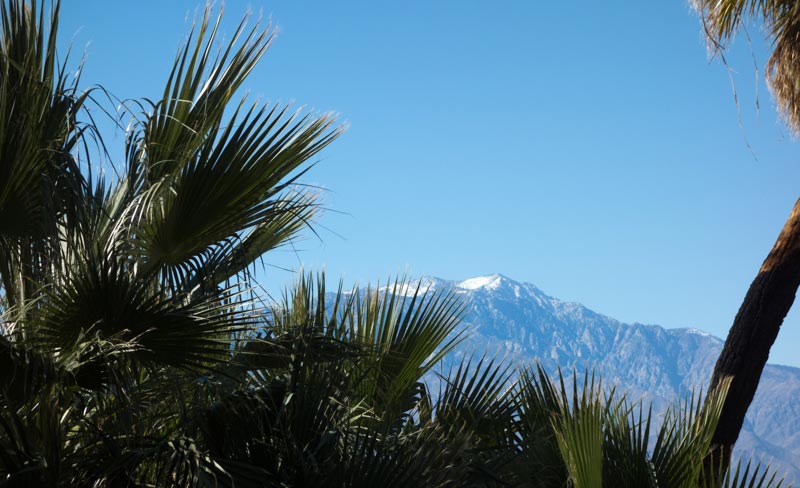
[0,2,470,484]
[514,367,789,487]
[0,0,342,484]
[692,0,800,471]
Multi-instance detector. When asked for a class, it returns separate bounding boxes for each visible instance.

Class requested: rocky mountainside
[412,274,800,482]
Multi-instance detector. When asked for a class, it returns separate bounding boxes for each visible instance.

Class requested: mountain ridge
[406,273,800,482]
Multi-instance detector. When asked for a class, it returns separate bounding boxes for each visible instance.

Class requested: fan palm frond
[0,0,89,317]
[117,8,341,292]
[693,0,800,133]
[346,277,468,422]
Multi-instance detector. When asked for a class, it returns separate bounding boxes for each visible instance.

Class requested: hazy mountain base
[417,275,800,484]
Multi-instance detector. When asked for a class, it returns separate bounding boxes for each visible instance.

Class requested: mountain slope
[418,274,800,482]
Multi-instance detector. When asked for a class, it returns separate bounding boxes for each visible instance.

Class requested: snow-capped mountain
[415,274,800,482]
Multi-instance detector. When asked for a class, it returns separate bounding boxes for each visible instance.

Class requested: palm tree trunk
[706,196,800,470]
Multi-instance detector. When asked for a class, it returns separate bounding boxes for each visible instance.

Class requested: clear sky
[58,1,800,366]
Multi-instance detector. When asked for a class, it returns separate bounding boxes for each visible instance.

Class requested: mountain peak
[456,273,508,291]
[422,273,799,482]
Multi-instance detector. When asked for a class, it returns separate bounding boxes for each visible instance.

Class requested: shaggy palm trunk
[706,196,800,471]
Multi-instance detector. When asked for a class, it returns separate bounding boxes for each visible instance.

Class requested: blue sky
[59,2,800,366]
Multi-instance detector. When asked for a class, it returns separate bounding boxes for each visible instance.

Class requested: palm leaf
[119,8,341,291]
[551,370,607,488]
[30,252,256,372]
[0,0,90,318]
[346,277,468,421]
[693,0,800,133]
[511,364,569,486]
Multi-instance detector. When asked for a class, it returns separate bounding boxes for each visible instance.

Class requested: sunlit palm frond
[136,10,271,184]
[717,456,788,488]
[693,0,800,133]
[603,400,657,486]
[134,101,339,289]
[116,8,341,293]
[649,380,729,487]
[435,354,516,439]
[345,277,468,422]
[551,370,607,488]
[198,190,320,290]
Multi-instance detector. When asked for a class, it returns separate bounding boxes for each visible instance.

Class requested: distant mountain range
[407,274,800,483]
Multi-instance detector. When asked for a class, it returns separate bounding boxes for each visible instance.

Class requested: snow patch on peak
[379,278,436,297]
[457,274,503,291]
